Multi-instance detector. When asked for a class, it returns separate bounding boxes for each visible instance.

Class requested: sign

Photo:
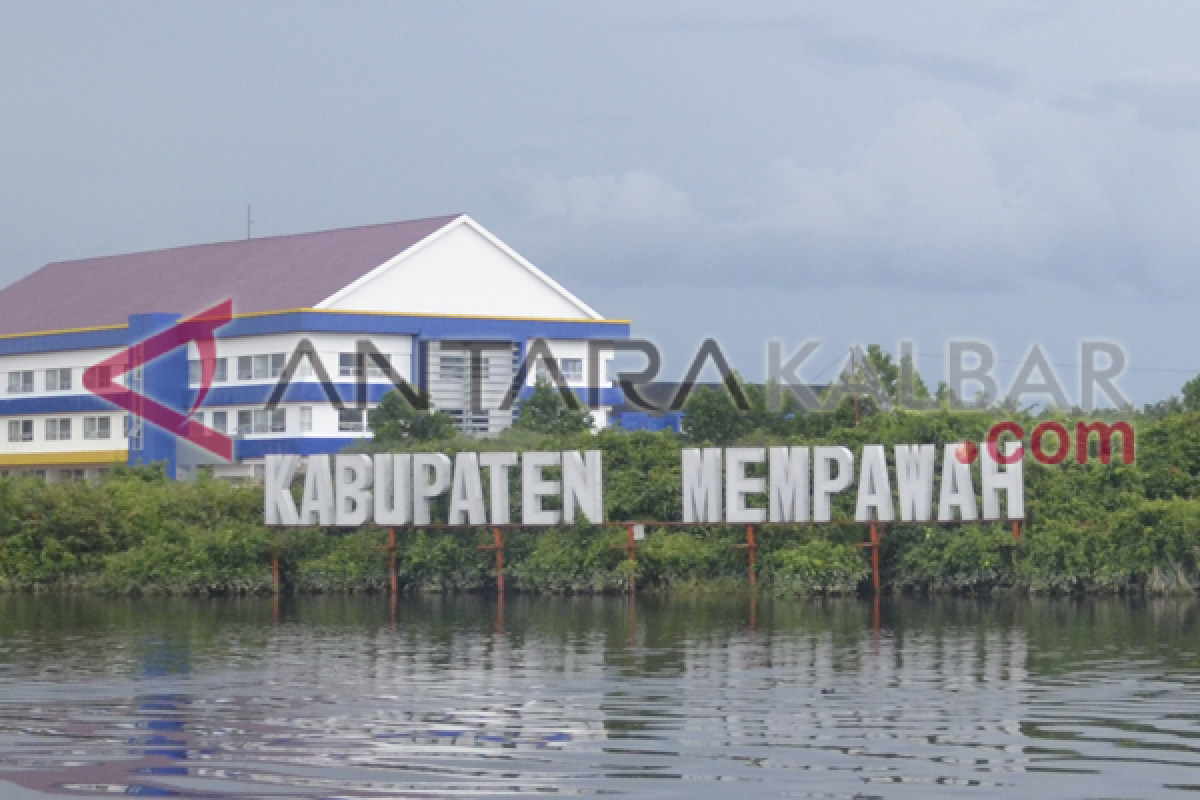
[264,442,1023,527]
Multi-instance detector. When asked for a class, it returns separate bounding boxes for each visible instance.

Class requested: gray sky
[3,0,1200,404]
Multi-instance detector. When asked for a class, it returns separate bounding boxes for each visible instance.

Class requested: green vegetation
[3,359,1200,597]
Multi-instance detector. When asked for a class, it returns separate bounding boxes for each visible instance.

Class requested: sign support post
[612,524,640,594]
[388,527,398,595]
[478,527,506,595]
[732,525,758,589]
[870,520,881,595]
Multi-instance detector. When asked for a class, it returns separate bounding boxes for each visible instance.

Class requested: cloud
[507,167,692,230]
[750,101,1019,284]
[800,33,1019,90]
[1095,68,1200,130]
[504,97,1200,296]
[632,9,1019,90]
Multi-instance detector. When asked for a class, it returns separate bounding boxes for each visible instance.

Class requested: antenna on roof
[246,204,253,240]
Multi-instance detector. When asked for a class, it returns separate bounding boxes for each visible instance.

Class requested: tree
[514,380,593,436]
[368,390,457,444]
[681,384,752,444]
[864,344,931,405]
[1183,374,1200,412]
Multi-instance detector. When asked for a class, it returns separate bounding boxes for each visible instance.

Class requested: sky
[3,1,1200,406]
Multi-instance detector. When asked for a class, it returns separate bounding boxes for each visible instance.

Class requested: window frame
[8,420,33,443]
[560,358,584,383]
[84,416,112,440]
[7,371,33,394]
[45,368,72,392]
[338,408,365,432]
[45,418,71,441]
[339,353,362,378]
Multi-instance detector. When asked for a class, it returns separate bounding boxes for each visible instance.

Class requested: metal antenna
[247,204,253,239]
[852,346,860,426]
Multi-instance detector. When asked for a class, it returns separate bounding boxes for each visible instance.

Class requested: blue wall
[126,313,185,478]
[613,411,684,433]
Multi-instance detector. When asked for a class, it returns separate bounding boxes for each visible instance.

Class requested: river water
[0,595,1198,799]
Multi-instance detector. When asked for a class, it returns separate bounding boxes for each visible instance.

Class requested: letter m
[682,447,722,523]
[1075,421,1135,465]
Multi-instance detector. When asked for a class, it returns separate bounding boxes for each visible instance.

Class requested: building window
[190,410,205,427]
[535,357,582,383]
[7,420,32,442]
[299,406,313,433]
[83,416,111,440]
[561,358,583,382]
[211,411,228,434]
[93,365,112,388]
[253,354,269,380]
[7,371,33,394]
[270,353,285,378]
[190,359,227,385]
[237,410,253,435]
[440,354,468,380]
[45,418,71,441]
[367,353,391,378]
[237,356,253,381]
[338,408,365,432]
[339,353,362,378]
[252,409,268,433]
[46,368,72,391]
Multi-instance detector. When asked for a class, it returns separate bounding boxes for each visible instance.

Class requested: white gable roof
[317,216,603,320]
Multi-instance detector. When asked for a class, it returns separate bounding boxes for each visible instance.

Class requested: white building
[0,215,628,480]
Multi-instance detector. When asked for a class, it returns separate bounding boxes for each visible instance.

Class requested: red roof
[0,214,463,336]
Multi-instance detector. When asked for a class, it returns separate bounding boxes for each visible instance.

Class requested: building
[0,215,629,480]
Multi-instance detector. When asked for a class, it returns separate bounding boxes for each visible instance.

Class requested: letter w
[895,444,935,521]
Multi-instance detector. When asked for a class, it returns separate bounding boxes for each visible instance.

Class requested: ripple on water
[0,596,1197,798]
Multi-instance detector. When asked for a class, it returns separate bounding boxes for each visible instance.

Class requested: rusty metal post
[1011,519,1021,573]
[493,526,505,595]
[626,523,637,594]
[747,525,757,589]
[272,553,280,594]
[388,527,398,595]
[732,525,759,589]
[869,520,880,595]
[477,527,507,595]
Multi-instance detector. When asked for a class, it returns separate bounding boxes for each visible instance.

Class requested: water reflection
[0,595,1196,797]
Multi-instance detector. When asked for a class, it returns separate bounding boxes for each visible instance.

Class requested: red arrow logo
[83,300,235,461]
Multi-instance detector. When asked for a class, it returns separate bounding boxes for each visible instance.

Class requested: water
[0,596,1198,798]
